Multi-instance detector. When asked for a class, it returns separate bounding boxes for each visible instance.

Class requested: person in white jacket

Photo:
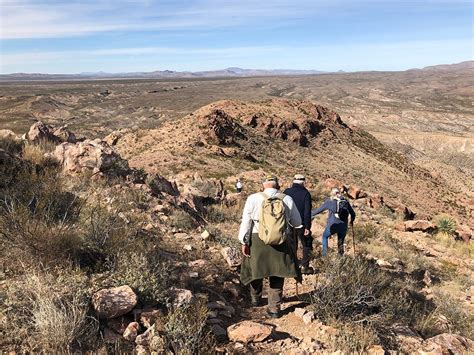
[238,175,302,318]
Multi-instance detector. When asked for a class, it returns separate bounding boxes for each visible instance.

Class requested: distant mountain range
[1,61,471,81]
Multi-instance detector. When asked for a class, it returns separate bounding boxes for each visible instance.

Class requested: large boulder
[92,285,137,319]
[455,226,472,242]
[423,333,473,353]
[54,139,129,176]
[347,185,368,199]
[227,321,272,343]
[404,220,436,233]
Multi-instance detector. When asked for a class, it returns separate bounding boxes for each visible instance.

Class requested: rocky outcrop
[27,121,76,143]
[202,109,246,146]
[404,220,436,233]
[423,333,473,353]
[54,139,129,177]
[0,129,20,141]
[92,285,137,319]
[227,321,272,343]
[148,174,179,196]
[455,225,472,242]
[347,185,368,199]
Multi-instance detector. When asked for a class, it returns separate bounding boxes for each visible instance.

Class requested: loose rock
[221,247,242,268]
[227,321,272,343]
[92,285,137,319]
[123,322,139,342]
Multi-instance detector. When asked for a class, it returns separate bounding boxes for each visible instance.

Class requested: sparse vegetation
[164,299,216,354]
[110,251,171,305]
[170,209,198,231]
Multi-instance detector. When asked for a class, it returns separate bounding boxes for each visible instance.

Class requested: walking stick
[351,222,356,256]
[293,228,299,298]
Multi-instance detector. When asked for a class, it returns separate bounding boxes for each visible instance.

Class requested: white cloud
[0,0,338,39]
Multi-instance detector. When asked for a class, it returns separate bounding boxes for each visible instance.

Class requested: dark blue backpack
[335,197,350,222]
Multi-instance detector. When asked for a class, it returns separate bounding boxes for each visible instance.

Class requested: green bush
[164,299,215,354]
[110,251,172,305]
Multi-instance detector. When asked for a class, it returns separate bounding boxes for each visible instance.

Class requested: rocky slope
[1,99,472,354]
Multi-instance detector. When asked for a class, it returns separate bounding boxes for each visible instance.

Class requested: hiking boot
[301,266,315,275]
[266,308,281,319]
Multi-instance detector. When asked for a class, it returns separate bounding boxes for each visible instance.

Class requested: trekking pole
[351,222,356,256]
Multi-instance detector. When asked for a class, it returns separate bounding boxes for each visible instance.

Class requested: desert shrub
[435,215,456,237]
[354,222,379,243]
[416,290,474,339]
[110,251,172,305]
[2,267,97,352]
[170,209,198,231]
[0,136,24,155]
[164,299,215,354]
[0,154,84,269]
[329,322,379,353]
[207,224,240,248]
[79,203,141,255]
[310,256,425,348]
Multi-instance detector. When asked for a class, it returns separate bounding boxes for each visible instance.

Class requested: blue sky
[0,0,472,74]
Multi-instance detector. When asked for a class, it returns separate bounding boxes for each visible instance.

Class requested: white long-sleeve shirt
[238,188,303,244]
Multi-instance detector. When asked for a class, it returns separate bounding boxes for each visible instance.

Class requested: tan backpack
[258,192,288,245]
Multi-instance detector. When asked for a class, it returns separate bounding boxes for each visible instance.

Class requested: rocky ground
[1,96,472,353]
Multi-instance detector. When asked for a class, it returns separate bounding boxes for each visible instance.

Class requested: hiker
[236,178,243,193]
[311,188,356,256]
[284,174,314,274]
[239,175,303,318]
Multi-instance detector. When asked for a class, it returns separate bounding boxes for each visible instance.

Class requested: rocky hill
[0,99,472,354]
[113,99,472,229]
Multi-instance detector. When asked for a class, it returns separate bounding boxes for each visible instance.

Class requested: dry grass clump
[164,299,215,354]
[2,267,98,352]
[416,289,474,339]
[328,322,379,353]
[22,140,57,166]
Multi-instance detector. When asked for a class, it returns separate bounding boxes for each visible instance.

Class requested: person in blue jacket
[284,174,314,274]
[311,188,356,256]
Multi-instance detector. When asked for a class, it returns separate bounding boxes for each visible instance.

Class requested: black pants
[250,277,284,312]
[296,228,313,268]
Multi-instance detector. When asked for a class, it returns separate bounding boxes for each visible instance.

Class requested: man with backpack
[284,174,314,274]
[239,175,303,319]
[311,188,356,256]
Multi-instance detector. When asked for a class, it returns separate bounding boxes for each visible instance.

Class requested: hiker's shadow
[281,291,312,316]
